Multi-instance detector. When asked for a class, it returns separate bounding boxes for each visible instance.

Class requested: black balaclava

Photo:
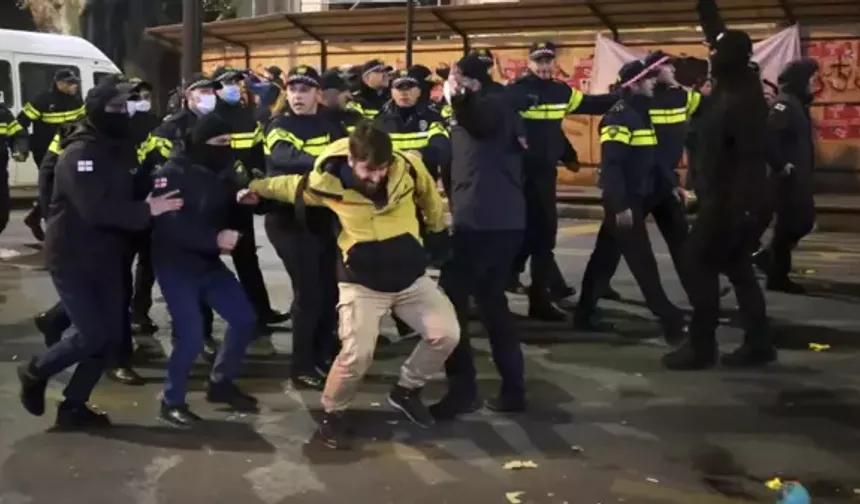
[187,112,234,173]
[709,29,753,80]
[456,54,493,94]
[84,81,134,139]
[778,58,819,105]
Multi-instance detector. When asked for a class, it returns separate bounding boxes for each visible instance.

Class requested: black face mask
[90,111,130,139]
[189,143,234,173]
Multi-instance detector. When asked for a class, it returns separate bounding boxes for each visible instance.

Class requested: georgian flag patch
[76,160,94,172]
[153,177,168,189]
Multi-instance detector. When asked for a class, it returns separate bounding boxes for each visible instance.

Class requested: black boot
[599,286,622,301]
[429,385,480,421]
[158,402,202,428]
[206,380,258,411]
[17,358,48,417]
[527,290,567,322]
[105,366,145,386]
[505,276,527,295]
[263,309,290,325]
[661,341,717,371]
[55,401,112,431]
[23,207,45,242]
[484,395,526,413]
[388,385,434,428]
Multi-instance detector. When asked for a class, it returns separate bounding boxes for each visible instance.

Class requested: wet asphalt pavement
[1,211,860,504]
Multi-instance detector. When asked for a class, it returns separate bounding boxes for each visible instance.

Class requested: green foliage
[203,0,236,21]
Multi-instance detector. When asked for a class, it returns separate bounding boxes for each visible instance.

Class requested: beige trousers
[321,275,460,412]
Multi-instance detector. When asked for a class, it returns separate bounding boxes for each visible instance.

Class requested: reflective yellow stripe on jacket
[48,133,63,155]
[650,90,703,125]
[231,123,263,150]
[24,104,85,125]
[264,128,330,157]
[685,90,702,118]
[520,88,584,120]
[440,104,452,119]
[0,119,24,137]
[346,102,378,119]
[140,134,174,160]
[599,125,657,146]
[389,122,448,151]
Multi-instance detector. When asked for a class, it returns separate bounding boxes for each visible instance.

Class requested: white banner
[591,25,802,93]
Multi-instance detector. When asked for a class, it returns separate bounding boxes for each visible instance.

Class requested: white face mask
[125,101,137,117]
[136,100,152,113]
[194,94,217,115]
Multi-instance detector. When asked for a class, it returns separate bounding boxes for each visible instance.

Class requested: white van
[0,29,120,188]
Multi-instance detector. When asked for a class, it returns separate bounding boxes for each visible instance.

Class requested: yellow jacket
[249,138,446,292]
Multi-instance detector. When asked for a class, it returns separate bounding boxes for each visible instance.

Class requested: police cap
[470,48,494,65]
[185,72,222,92]
[528,41,557,61]
[390,67,423,88]
[54,68,81,84]
[212,66,247,83]
[320,69,349,91]
[361,59,393,77]
[85,81,136,114]
[455,54,488,81]
[286,65,321,87]
[617,60,658,87]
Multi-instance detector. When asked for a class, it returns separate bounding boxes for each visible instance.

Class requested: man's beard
[352,175,387,200]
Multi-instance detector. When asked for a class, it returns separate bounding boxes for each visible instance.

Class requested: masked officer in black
[264,65,343,389]
[574,61,686,344]
[662,18,773,370]
[319,69,363,134]
[753,59,819,295]
[19,69,86,242]
[212,67,289,341]
[434,54,528,419]
[1,103,28,234]
[507,41,617,321]
[152,112,259,427]
[347,59,393,119]
[16,80,183,428]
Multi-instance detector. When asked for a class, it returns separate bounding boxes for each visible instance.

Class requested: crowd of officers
[4,33,818,449]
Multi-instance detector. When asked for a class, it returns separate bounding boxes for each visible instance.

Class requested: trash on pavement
[808,343,831,352]
[505,491,525,503]
[503,460,538,470]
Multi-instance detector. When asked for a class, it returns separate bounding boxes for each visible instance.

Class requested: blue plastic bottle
[778,482,811,504]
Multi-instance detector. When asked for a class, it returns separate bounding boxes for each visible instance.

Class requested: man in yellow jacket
[239,120,459,449]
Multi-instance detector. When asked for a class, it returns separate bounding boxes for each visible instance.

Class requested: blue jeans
[156,263,257,406]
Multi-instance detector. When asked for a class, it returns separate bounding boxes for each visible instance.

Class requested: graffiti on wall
[807,40,860,141]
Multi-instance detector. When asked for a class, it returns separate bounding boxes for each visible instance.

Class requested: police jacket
[649,86,705,190]
[448,87,525,231]
[44,124,151,272]
[598,97,667,215]
[347,84,390,119]
[17,87,85,159]
[374,101,451,180]
[322,107,362,135]
[150,155,243,273]
[0,105,27,167]
[249,139,446,293]
[214,99,265,173]
[507,72,616,168]
[264,110,344,230]
[691,67,769,223]
[768,92,815,199]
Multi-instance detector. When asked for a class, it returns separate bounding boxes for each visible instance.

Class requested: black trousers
[265,214,338,373]
[130,233,156,319]
[514,169,567,296]
[439,229,525,400]
[766,185,815,280]
[0,163,10,235]
[598,192,691,297]
[577,203,682,328]
[683,209,768,351]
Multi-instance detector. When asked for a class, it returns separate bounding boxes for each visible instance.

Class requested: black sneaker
[158,402,202,428]
[291,369,326,391]
[429,391,480,421]
[484,396,526,413]
[263,309,291,325]
[388,385,435,428]
[206,380,259,412]
[17,359,48,417]
[34,313,63,347]
[23,208,45,242]
[55,401,112,431]
[314,411,352,450]
[661,341,718,371]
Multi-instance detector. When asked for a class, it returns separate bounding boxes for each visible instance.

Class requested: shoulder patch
[418,119,428,132]
[609,101,626,113]
[153,177,168,189]
[606,125,620,138]
[76,160,93,172]
[773,103,786,111]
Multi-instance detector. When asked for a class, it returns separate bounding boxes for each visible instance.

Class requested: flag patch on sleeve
[76,160,94,172]
[154,177,168,189]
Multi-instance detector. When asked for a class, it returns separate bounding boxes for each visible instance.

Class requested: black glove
[424,229,451,268]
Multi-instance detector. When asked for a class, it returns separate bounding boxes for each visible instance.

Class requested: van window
[0,60,12,107]
[18,63,81,104]
[94,71,115,86]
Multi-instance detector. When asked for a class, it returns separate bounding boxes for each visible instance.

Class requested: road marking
[557,222,601,236]
[389,432,458,485]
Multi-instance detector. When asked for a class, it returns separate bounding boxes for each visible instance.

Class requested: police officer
[1,103,28,234]
[19,69,86,242]
[753,59,819,295]
[434,54,527,419]
[662,25,772,370]
[319,68,363,133]
[263,65,342,389]
[346,59,393,119]
[16,80,182,428]
[212,67,289,337]
[507,41,617,320]
[152,113,259,427]
[573,61,686,343]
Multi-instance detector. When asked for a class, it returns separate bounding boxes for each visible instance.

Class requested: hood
[61,122,98,148]
[778,58,818,103]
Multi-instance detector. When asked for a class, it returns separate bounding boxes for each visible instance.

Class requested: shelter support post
[431,8,469,57]
[181,0,203,82]
[406,0,415,67]
[284,13,328,71]
[585,0,619,41]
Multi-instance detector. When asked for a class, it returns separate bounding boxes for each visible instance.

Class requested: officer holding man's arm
[573,61,686,344]
[16,81,182,429]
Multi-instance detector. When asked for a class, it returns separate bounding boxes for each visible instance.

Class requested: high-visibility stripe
[48,133,63,155]
[388,122,448,151]
[685,90,702,118]
[1,120,24,137]
[566,88,585,113]
[520,102,568,120]
[649,107,688,125]
[22,103,41,120]
[264,127,330,156]
[599,125,657,146]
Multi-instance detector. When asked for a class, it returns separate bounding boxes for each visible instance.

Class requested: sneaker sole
[387,396,434,429]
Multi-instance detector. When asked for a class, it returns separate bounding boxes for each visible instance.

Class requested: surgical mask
[195,94,217,115]
[126,101,137,117]
[219,85,242,104]
[136,100,152,113]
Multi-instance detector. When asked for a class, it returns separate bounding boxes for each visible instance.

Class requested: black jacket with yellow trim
[264,110,346,230]
[373,101,451,180]
[215,98,265,173]
[347,85,391,119]
[598,97,668,215]
[16,88,85,160]
[249,138,446,292]
[0,104,27,167]
[649,85,706,190]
